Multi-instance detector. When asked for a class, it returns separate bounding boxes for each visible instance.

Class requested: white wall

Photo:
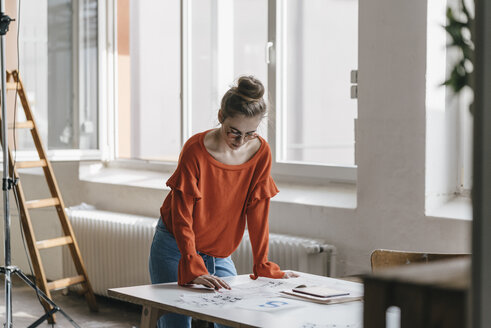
[0,0,471,279]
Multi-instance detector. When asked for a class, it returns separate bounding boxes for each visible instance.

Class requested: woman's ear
[218,109,224,124]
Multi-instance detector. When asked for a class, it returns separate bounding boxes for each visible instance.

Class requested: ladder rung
[8,121,34,129]
[36,236,73,250]
[47,275,86,291]
[16,159,47,169]
[25,198,60,209]
[6,82,19,90]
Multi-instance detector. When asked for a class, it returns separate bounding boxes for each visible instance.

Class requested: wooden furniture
[363,257,470,328]
[108,272,369,328]
[371,249,470,272]
[1,71,98,320]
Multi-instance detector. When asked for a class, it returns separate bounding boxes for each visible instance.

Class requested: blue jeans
[149,219,237,328]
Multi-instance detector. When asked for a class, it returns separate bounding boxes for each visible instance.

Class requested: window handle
[350,69,358,99]
[266,41,274,64]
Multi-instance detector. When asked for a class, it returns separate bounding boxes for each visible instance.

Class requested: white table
[108,272,366,328]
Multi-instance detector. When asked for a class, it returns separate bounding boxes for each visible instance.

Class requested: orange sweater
[160,130,284,285]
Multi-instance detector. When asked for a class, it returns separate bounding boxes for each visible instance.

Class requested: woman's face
[220,114,262,150]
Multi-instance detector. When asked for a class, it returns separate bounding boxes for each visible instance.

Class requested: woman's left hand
[282,271,300,279]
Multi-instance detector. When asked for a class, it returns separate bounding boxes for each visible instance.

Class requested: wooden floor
[0,275,140,327]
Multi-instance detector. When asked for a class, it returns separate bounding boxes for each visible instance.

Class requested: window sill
[79,162,170,190]
[79,162,357,209]
[274,181,356,208]
[426,195,472,221]
[11,149,102,162]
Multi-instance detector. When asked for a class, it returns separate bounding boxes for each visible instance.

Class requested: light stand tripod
[0,2,79,327]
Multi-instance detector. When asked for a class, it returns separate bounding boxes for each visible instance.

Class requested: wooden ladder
[1,70,98,321]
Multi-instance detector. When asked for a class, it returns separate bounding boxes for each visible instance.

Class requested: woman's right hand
[191,274,231,290]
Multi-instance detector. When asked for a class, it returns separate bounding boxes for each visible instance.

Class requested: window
[425,0,473,214]
[269,0,358,181]
[15,0,100,159]
[118,0,180,162]
[118,0,357,182]
[121,0,267,162]
[185,0,268,141]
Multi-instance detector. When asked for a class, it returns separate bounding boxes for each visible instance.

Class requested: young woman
[149,76,297,328]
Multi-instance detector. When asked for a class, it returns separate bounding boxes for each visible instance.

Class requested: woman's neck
[204,128,261,165]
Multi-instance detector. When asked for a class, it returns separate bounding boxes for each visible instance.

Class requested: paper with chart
[179,278,299,309]
[178,275,361,311]
[178,290,245,308]
[236,297,304,312]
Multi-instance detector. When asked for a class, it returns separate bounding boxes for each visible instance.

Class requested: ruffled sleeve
[248,176,279,204]
[245,143,283,279]
[251,261,284,280]
[167,170,202,199]
[165,143,207,285]
[170,190,209,285]
[246,197,284,280]
[166,146,202,199]
[178,252,209,286]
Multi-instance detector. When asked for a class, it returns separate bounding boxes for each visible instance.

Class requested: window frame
[102,0,117,162]
[424,0,473,218]
[14,0,112,162]
[181,0,192,146]
[267,0,357,183]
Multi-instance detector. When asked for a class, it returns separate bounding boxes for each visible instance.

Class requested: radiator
[63,208,157,296]
[63,208,336,296]
[232,231,336,277]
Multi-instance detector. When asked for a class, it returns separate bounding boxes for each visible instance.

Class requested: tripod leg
[12,269,81,328]
[28,307,58,328]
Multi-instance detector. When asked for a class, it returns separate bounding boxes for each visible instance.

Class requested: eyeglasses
[226,129,258,141]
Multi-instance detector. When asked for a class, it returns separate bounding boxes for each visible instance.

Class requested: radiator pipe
[304,244,337,277]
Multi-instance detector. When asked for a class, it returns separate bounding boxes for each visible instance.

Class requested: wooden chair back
[370,249,470,272]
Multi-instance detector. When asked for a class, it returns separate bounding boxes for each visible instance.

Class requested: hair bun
[219,75,267,119]
[237,76,265,100]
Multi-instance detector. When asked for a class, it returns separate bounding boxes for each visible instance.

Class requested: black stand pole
[0,267,81,328]
[0,4,79,327]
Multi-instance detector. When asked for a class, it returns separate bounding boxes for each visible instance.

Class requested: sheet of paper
[232,277,299,297]
[236,297,304,312]
[179,290,246,308]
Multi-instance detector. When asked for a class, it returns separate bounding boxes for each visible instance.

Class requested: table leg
[140,305,166,328]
